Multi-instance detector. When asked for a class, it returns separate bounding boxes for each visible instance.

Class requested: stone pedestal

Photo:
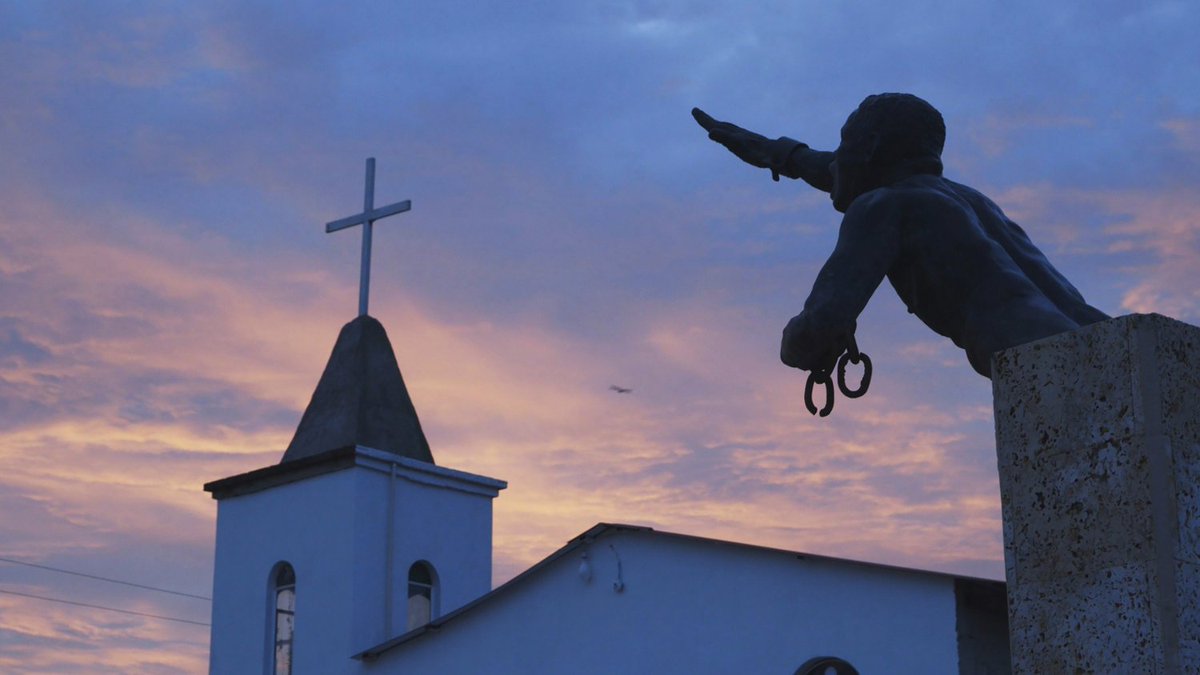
[993,313,1200,673]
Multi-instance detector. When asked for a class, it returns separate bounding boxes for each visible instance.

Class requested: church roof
[355,523,1005,661]
[281,315,434,464]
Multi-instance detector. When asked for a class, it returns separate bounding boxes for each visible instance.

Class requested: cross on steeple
[325,158,411,317]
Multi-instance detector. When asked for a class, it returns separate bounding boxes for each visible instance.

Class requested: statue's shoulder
[852,176,955,213]
[844,185,904,218]
[897,175,982,210]
[839,185,919,234]
[940,178,995,205]
[847,177,983,234]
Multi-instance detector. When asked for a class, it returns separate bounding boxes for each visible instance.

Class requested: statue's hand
[693,107,802,181]
[781,312,849,374]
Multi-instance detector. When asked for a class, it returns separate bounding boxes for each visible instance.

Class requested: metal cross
[325,157,412,317]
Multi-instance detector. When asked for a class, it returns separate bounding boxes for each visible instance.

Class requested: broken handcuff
[804,336,872,417]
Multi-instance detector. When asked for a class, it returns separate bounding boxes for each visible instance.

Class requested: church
[203,314,1012,674]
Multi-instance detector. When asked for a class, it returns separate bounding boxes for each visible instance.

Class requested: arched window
[795,656,859,675]
[406,561,436,629]
[272,563,296,675]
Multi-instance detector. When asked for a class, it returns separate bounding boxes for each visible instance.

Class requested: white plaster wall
[367,530,961,674]
[209,454,501,675]
[351,461,497,646]
[210,470,360,675]
[381,472,495,617]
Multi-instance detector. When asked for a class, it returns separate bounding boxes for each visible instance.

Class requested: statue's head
[830,93,945,212]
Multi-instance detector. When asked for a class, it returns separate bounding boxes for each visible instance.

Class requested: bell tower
[205,160,504,673]
[205,316,505,673]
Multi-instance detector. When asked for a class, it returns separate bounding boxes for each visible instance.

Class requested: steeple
[281,314,434,464]
[206,162,506,673]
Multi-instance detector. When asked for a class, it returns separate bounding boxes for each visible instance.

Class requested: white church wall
[210,468,361,675]
[208,448,505,674]
[364,528,962,674]
[351,449,501,640]
[380,477,495,614]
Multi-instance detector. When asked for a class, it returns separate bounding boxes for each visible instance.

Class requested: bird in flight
[609,385,632,394]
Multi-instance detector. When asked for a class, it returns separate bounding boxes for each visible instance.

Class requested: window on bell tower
[272,563,296,675]
[406,561,436,629]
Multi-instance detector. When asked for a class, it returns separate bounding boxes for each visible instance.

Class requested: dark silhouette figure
[694,94,1108,378]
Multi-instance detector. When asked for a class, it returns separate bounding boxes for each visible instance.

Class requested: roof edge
[204,445,506,500]
[354,522,1005,661]
[204,446,358,499]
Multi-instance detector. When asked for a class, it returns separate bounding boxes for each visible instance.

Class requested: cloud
[1097,189,1200,319]
[1161,117,1200,153]
[438,298,1006,583]
[966,113,1094,158]
[983,181,1200,321]
[0,588,207,674]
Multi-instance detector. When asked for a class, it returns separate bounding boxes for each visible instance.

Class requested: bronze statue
[694,93,1108,387]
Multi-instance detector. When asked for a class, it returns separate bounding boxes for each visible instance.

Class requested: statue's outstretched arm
[781,190,900,372]
[692,108,834,192]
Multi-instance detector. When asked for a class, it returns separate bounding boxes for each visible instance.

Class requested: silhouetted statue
[694,93,1108,379]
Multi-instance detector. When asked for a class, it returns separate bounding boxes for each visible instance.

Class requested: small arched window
[406,561,436,629]
[272,563,296,675]
[795,656,859,675]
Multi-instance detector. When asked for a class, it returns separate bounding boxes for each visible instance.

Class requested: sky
[0,1,1197,672]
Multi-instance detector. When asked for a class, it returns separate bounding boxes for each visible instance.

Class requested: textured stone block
[993,319,1139,465]
[1177,442,1200,564]
[993,314,1200,673]
[1001,438,1156,582]
[1178,560,1200,665]
[1006,563,1161,673]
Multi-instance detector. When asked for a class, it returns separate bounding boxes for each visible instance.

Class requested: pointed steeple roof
[281,315,434,464]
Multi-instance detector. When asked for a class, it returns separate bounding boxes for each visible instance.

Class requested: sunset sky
[2,2,1198,672]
